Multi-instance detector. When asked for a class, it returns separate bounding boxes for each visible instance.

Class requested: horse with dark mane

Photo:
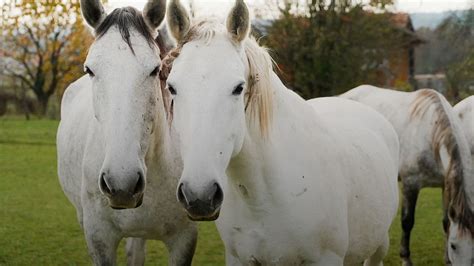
[57,0,196,264]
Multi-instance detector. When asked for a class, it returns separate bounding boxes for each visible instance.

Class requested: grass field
[0,118,446,265]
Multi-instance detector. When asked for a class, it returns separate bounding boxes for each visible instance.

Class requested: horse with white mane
[341,85,474,265]
[163,0,399,264]
[453,95,474,265]
[57,0,196,264]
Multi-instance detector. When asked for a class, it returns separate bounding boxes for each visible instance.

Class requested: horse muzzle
[99,169,146,209]
[107,190,144,209]
[177,181,223,221]
[184,200,221,221]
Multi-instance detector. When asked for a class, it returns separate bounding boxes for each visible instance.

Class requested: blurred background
[0,0,473,119]
[0,0,472,265]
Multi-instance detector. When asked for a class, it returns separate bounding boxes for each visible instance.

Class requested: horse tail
[410,89,474,235]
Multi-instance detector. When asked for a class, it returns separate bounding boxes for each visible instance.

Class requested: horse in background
[163,0,399,264]
[454,96,474,160]
[57,0,196,264]
[452,95,474,265]
[341,85,474,265]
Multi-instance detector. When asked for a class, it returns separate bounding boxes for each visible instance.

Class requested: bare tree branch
[4,66,34,89]
[24,25,42,53]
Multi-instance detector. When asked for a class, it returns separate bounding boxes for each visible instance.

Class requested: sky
[109,0,473,14]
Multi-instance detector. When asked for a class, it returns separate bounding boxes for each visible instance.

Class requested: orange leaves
[1,0,92,114]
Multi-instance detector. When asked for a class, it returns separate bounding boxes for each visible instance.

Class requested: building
[415,73,448,93]
[377,13,425,90]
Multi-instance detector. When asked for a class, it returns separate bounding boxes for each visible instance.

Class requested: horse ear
[80,0,106,29]
[226,0,250,42]
[166,0,190,43]
[143,0,166,30]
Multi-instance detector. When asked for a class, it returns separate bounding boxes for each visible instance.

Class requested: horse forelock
[95,7,158,55]
[410,89,474,235]
[159,19,274,137]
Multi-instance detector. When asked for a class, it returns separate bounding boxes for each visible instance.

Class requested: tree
[1,0,92,116]
[437,10,473,101]
[415,9,473,101]
[262,0,409,98]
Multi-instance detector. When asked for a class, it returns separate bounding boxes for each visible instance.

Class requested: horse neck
[227,71,313,207]
[226,131,272,207]
[146,85,177,176]
[431,95,474,213]
[451,123,474,212]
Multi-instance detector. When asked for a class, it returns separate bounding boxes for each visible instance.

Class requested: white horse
[57,0,196,265]
[163,0,399,264]
[453,96,474,265]
[455,96,474,160]
[341,85,474,265]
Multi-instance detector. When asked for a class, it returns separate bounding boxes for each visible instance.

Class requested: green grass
[0,118,445,265]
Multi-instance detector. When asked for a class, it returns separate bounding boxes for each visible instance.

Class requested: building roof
[390,12,426,46]
[391,13,412,29]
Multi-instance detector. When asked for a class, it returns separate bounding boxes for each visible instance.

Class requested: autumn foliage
[1,0,93,116]
[261,0,410,99]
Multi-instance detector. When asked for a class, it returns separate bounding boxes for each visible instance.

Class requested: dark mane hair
[95,7,156,54]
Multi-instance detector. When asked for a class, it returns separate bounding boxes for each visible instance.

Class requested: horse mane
[410,89,474,235]
[160,19,274,136]
[95,7,157,55]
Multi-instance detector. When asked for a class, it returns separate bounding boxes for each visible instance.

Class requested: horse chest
[111,181,185,238]
[222,217,308,265]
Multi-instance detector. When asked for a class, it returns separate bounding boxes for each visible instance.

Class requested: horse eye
[450,243,457,251]
[232,83,244,95]
[168,85,177,95]
[150,66,159,77]
[84,66,95,77]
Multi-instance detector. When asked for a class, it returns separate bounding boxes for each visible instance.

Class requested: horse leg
[163,224,198,266]
[125,238,146,266]
[399,182,420,266]
[363,234,389,266]
[83,216,121,266]
[442,186,452,265]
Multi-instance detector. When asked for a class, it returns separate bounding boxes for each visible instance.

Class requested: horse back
[342,86,451,183]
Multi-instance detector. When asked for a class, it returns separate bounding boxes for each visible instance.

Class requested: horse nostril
[99,172,114,195]
[133,171,145,195]
[211,183,223,208]
[177,183,187,205]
